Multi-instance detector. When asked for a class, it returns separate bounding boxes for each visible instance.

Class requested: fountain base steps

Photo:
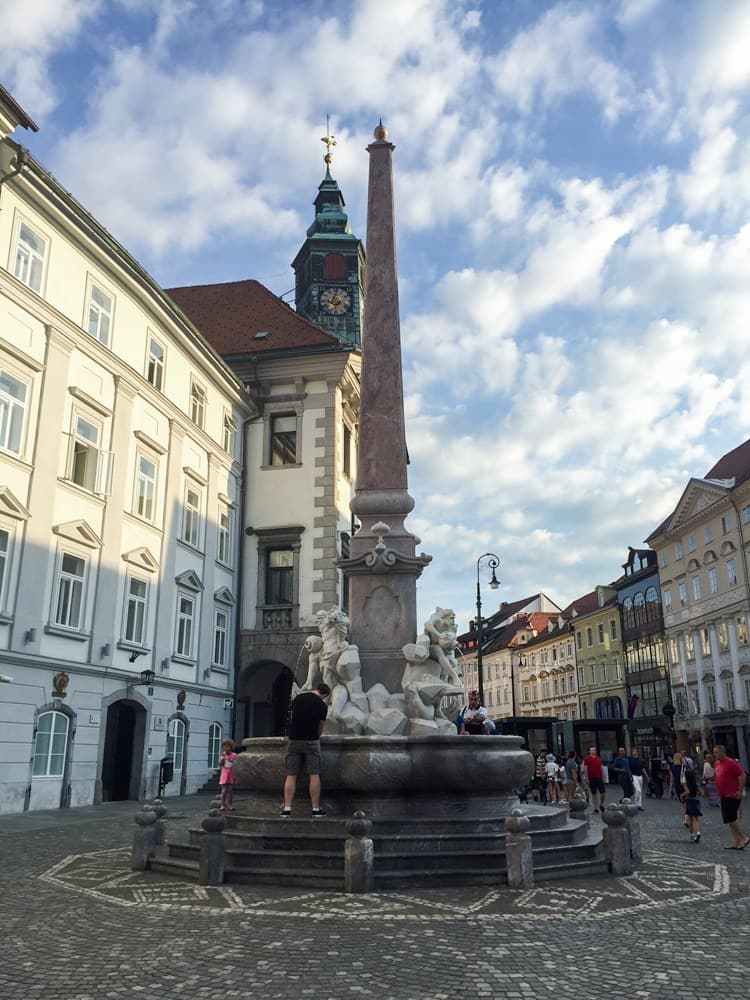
[149,805,608,889]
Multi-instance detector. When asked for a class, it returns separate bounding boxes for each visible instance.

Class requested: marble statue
[300,605,465,737]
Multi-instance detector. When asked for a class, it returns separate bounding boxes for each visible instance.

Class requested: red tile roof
[704,437,750,485]
[165,278,345,356]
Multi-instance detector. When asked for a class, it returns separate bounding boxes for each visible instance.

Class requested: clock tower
[292,124,365,347]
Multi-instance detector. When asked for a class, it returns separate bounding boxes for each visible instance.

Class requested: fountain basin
[236,734,533,818]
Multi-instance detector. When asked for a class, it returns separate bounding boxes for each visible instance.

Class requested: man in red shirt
[584,746,606,814]
[712,744,749,849]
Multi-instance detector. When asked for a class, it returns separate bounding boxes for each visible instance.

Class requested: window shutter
[95,449,114,495]
[64,432,75,479]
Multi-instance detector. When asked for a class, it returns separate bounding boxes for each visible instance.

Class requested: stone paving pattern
[2,791,750,999]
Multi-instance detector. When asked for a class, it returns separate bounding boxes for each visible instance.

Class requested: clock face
[320,287,351,315]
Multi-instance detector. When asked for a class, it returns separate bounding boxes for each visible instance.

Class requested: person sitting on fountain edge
[281,682,331,817]
[460,690,488,735]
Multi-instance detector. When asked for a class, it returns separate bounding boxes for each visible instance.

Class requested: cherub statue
[401,609,465,734]
[423,607,462,687]
[301,608,368,733]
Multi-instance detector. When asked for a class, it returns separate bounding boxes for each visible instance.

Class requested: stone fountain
[234,124,534,819]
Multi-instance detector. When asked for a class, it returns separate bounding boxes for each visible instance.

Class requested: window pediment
[123,546,159,572]
[175,569,203,592]
[52,519,102,548]
[721,540,737,556]
[214,586,235,605]
[686,558,701,573]
[703,549,717,565]
[0,487,30,520]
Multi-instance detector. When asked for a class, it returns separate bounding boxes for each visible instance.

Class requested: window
[721,514,731,534]
[743,505,750,525]
[633,591,646,624]
[706,685,717,713]
[614,659,622,680]
[597,623,605,643]
[645,586,659,619]
[217,505,232,564]
[266,549,293,604]
[700,628,710,656]
[745,677,750,708]
[685,633,695,660]
[146,335,164,391]
[690,688,700,714]
[669,638,679,664]
[674,542,683,559]
[213,608,228,667]
[270,414,297,466]
[609,619,617,640]
[578,668,585,688]
[659,550,668,568]
[13,220,47,292]
[709,567,718,594]
[167,718,186,771]
[736,615,749,646]
[135,454,156,521]
[69,414,112,494]
[207,723,222,768]
[0,528,8,606]
[724,681,736,710]
[576,631,582,650]
[586,627,593,647]
[523,686,530,702]
[222,413,237,456]
[599,663,607,684]
[581,701,588,717]
[124,577,148,645]
[175,594,195,658]
[553,678,560,695]
[687,534,696,552]
[622,597,634,629]
[54,552,86,630]
[343,423,352,478]
[85,282,113,346]
[590,665,596,685]
[692,576,701,601]
[718,621,729,651]
[663,590,672,613]
[727,559,737,586]
[568,675,575,693]
[704,525,713,544]
[678,583,688,608]
[32,711,69,777]
[182,486,201,547]
[324,253,346,280]
[0,369,28,455]
[190,382,206,429]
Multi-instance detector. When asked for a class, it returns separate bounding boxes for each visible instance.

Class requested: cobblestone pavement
[2,792,750,999]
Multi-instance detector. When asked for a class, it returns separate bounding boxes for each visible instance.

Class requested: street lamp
[510,650,526,734]
[475,553,500,706]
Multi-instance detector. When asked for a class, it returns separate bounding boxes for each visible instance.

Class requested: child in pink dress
[219,739,237,811]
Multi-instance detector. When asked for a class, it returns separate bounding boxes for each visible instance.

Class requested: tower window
[324,253,346,281]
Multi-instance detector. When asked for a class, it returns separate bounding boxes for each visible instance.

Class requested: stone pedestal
[602,805,632,875]
[199,809,226,886]
[151,797,167,847]
[344,812,374,893]
[620,800,642,860]
[132,806,157,871]
[505,809,534,889]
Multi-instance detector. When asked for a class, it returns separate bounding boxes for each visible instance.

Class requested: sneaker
[311,808,327,817]
[280,807,292,817]
[695,832,701,843]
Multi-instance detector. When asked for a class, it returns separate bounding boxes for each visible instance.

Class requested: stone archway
[237,660,294,738]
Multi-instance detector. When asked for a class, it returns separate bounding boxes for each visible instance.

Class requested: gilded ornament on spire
[321,114,336,167]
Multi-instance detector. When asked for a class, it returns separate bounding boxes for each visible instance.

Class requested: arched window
[633,591,646,625]
[32,710,70,777]
[167,718,186,771]
[323,253,346,281]
[645,586,659,620]
[207,722,222,768]
[623,597,634,630]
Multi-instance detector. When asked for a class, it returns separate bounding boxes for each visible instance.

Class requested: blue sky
[5,0,750,630]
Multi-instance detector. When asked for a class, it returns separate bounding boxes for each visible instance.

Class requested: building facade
[0,89,254,812]
[646,440,750,767]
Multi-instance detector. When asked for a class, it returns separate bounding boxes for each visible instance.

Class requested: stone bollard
[619,799,642,861]
[132,805,158,871]
[568,792,588,820]
[151,797,167,848]
[504,808,534,889]
[601,805,632,876]
[345,811,374,894]
[209,794,222,812]
[199,808,227,886]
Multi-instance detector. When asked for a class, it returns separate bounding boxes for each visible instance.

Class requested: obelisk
[342,123,431,694]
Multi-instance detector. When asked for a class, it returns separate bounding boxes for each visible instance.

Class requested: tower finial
[321,114,336,168]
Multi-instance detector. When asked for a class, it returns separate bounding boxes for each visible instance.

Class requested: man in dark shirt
[612,747,634,802]
[281,683,331,817]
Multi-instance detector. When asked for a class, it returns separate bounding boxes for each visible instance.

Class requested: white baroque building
[0,88,255,812]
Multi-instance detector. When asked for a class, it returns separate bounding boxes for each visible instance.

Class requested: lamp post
[475,553,500,707]
[510,650,526,734]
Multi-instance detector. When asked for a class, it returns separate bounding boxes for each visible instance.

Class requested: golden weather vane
[321,114,336,167]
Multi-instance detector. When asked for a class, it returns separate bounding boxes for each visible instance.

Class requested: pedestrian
[612,747,634,802]
[564,750,579,802]
[578,753,590,802]
[535,750,548,804]
[584,745,606,813]
[712,744,749,850]
[280,682,331,817]
[460,690,488,735]
[628,746,649,811]
[545,753,562,803]
[702,752,719,807]
[218,739,238,811]
[680,769,702,843]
